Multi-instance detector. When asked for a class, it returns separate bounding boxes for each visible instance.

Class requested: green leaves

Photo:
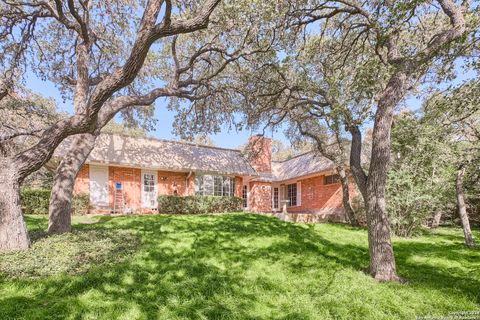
[20,188,51,215]
[0,229,139,279]
[20,189,91,216]
[387,80,480,236]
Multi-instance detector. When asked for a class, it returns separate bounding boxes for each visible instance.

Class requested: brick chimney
[246,135,272,173]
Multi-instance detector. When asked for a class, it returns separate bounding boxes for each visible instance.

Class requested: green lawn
[1,213,479,320]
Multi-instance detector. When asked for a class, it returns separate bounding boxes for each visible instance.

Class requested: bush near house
[71,193,90,215]
[158,195,244,214]
[20,188,90,215]
[20,188,51,215]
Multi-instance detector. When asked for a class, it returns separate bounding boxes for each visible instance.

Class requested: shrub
[72,193,90,215]
[20,188,50,215]
[386,165,455,237]
[387,112,458,236]
[21,188,90,216]
[158,195,244,214]
[0,230,139,278]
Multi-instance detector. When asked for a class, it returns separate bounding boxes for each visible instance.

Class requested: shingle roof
[54,134,257,176]
[272,151,335,181]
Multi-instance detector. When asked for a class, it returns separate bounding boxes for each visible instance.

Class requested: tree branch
[346,124,367,199]
[0,127,44,142]
[407,0,466,69]
[88,0,220,116]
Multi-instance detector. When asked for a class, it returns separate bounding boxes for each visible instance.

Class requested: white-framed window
[141,170,158,208]
[214,176,223,196]
[143,173,155,193]
[223,178,231,196]
[287,183,297,207]
[195,174,236,197]
[273,187,279,209]
[242,185,248,208]
[286,182,301,207]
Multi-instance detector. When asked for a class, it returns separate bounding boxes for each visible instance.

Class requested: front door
[142,170,158,208]
[89,165,109,206]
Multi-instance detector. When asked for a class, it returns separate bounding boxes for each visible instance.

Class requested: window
[325,174,340,185]
[143,173,155,192]
[195,175,236,197]
[230,178,236,197]
[222,178,230,196]
[195,175,203,195]
[273,187,279,209]
[204,175,214,195]
[214,176,223,196]
[287,183,297,207]
[242,185,248,208]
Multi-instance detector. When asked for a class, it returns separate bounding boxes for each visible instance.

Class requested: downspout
[186,171,193,196]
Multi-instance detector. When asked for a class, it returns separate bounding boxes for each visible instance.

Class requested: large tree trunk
[364,73,407,282]
[337,166,358,226]
[456,166,475,248]
[0,117,89,251]
[0,160,30,251]
[48,134,97,234]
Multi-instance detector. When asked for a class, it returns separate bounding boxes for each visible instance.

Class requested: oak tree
[46,0,273,234]
[0,0,221,250]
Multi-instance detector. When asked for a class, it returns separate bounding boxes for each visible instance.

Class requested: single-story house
[53,134,356,221]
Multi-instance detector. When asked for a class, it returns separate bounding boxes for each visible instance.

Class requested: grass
[0,213,479,320]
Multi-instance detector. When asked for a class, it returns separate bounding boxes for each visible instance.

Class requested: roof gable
[272,151,335,181]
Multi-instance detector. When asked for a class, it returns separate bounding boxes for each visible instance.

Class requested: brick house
[53,133,356,221]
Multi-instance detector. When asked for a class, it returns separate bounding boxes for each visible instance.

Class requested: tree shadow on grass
[157,214,480,303]
[27,213,480,288]
[392,237,480,303]
[5,213,480,319]
[5,214,356,319]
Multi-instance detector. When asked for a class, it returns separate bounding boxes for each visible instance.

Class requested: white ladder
[113,188,125,214]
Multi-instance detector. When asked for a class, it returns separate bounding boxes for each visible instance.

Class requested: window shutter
[297,181,301,206]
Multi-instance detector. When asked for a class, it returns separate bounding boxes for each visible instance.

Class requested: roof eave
[272,167,337,183]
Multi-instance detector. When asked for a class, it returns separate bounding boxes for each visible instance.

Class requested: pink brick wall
[108,166,142,209]
[187,173,195,196]
[73,164,90,194]
[72,163,357,218]
[235,176,243,197]
[157,170,190,196]
[249,181,272,212]
[73,166,243,211]
[247,136,272,173]
[286,174,358,221]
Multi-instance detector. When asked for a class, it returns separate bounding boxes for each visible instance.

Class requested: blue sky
[25,73,288,149]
